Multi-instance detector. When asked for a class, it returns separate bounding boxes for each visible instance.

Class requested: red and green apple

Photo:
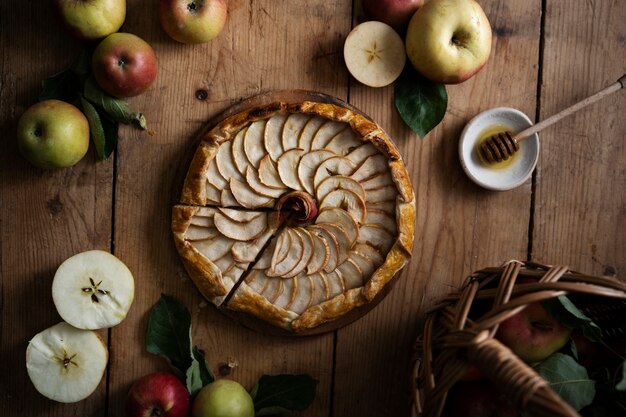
[159,0,227,44]
[125,372,190,417]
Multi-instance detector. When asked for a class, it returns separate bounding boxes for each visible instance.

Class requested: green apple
[405,0,492,84]
[92,33,158,98]
[495,301,571,363]
[159,0,227,44]
[17,100,90,169]
[53,0,126,41]
[192,380,254,417]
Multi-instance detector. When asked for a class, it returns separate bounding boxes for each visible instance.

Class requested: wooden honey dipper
[480,73,626,164]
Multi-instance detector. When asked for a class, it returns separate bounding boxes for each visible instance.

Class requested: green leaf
[83,76,147,130]
[534,353,595,411]
[146,294,194,378]
[186,346,215,396]
[80,97,118,160]
[616,354,626,391]
[39,69,80,103]
[394,64,447,139]
[252,374,318,416]
[543,296,603,342]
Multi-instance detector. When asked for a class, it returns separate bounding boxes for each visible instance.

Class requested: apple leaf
[186,346,215,396]
[616,355,626,391]
[39,69,80,103]
[251,374,318,416]
[146,294,194,380]
[394,64,447,139]
[533,352,596,411]
[83,77,147,130]
[543,296,603,342]
[80,97,118,160]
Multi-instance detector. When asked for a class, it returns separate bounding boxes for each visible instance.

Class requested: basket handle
[467,330,580,417]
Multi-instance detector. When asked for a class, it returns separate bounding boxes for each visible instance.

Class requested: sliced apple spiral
[26,322,108,403]
[52,250,135,330]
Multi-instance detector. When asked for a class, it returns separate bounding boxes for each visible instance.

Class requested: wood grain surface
[1,1,624,417]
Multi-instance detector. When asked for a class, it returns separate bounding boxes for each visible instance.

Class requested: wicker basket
[411,260,626,417]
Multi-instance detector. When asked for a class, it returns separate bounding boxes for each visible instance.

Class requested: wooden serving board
[172,89,411,337]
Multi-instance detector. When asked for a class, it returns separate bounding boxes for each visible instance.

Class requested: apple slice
[253,241,275,270]
[316,175,365,203]
[26,322,108,403]
[217,207,263,222]
[184,224,220,241]
[343,21,406,87]
[189,210,215,228]
[245,269,268,293]
[192,234,235,260]
[52,250,135,330]
[351,154,389,182]
[319,188,366,224]
[277,148,305,191]
[312,156,357,192]
[273,274,297,309]
[220,189,239,207]
[244,120,267,168]
[214,210,267,241]
[316,223,352,265]
[232,127,250,176]
[286,275,313,313]
[366,200,396,216]
[306,231,330,275]
[297,116,326,152]
[282,113,311,151]
[354,243,385,267]
[268,229,304,277]
[349,252,375,280]
[206,158,228,189]
[325,270,346,297]
[358,224,395,253]
[337,259,364,289]
[324,128,363,156]
[365,185,398,202]
[311,121,348,150]
[345,143,380,167]
[310,272,331,305]
[216,141,245,182]
[203,182,222,205]
[316,207,359,243]
[264,113,287,162]
[261,275,284,304]
[258,155,287,190]
[297,149,335,194]
[270,230,292,270]
[230,178,274,208]
[361,171,394,190]
[283,228,314,278]
[365,208,397,235]
[309,225,339,273]
[245,168,284,199]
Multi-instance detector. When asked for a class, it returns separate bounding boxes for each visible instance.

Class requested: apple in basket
[495,301,571,363]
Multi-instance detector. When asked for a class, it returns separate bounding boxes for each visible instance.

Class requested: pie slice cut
[174,97,415,333]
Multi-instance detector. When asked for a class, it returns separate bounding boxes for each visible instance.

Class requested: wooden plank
[333,1,542,415]
[108,1,351,416]
[533,0,626,278]
[0,1,113,415]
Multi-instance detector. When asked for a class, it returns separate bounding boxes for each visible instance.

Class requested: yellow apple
[53,0,126,40]
[159,0,227,44]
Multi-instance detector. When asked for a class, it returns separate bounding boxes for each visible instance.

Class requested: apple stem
[149,407,164,417]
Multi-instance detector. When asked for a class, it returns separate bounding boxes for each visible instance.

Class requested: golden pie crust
[173,99,415,333]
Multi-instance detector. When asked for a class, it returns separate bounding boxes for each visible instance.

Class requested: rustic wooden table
[1,1,624,416]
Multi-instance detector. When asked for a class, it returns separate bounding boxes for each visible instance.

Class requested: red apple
[495,302,571,363]
[444,381,519,417]
[159,0,227,44]
[125,372,190,417]
[92,33,158,98]
[362,0,424,32]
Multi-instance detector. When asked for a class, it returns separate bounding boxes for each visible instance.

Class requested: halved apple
[277,148,305,191]
[246,167,285,198]
[312,156,357,192]
[282,113,311,151]
[232,127,250,176]
[306,232,330,275]
[351,154,389,182]
[297,149,335,194]
[214,210,268,241]
[258,155,287,190]
[298,116,326,152]
[244,120,267,168]
[264,113,287,161]
[343,21,406,88]
[315,175,365,203]
[324,129,363,156]
[320,189,366,224]
[316,207,359,243]
[311,121,348,150]
[230,178,274,208]
[216,141,245,182]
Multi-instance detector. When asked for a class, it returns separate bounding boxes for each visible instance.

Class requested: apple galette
[173,99,415,333]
